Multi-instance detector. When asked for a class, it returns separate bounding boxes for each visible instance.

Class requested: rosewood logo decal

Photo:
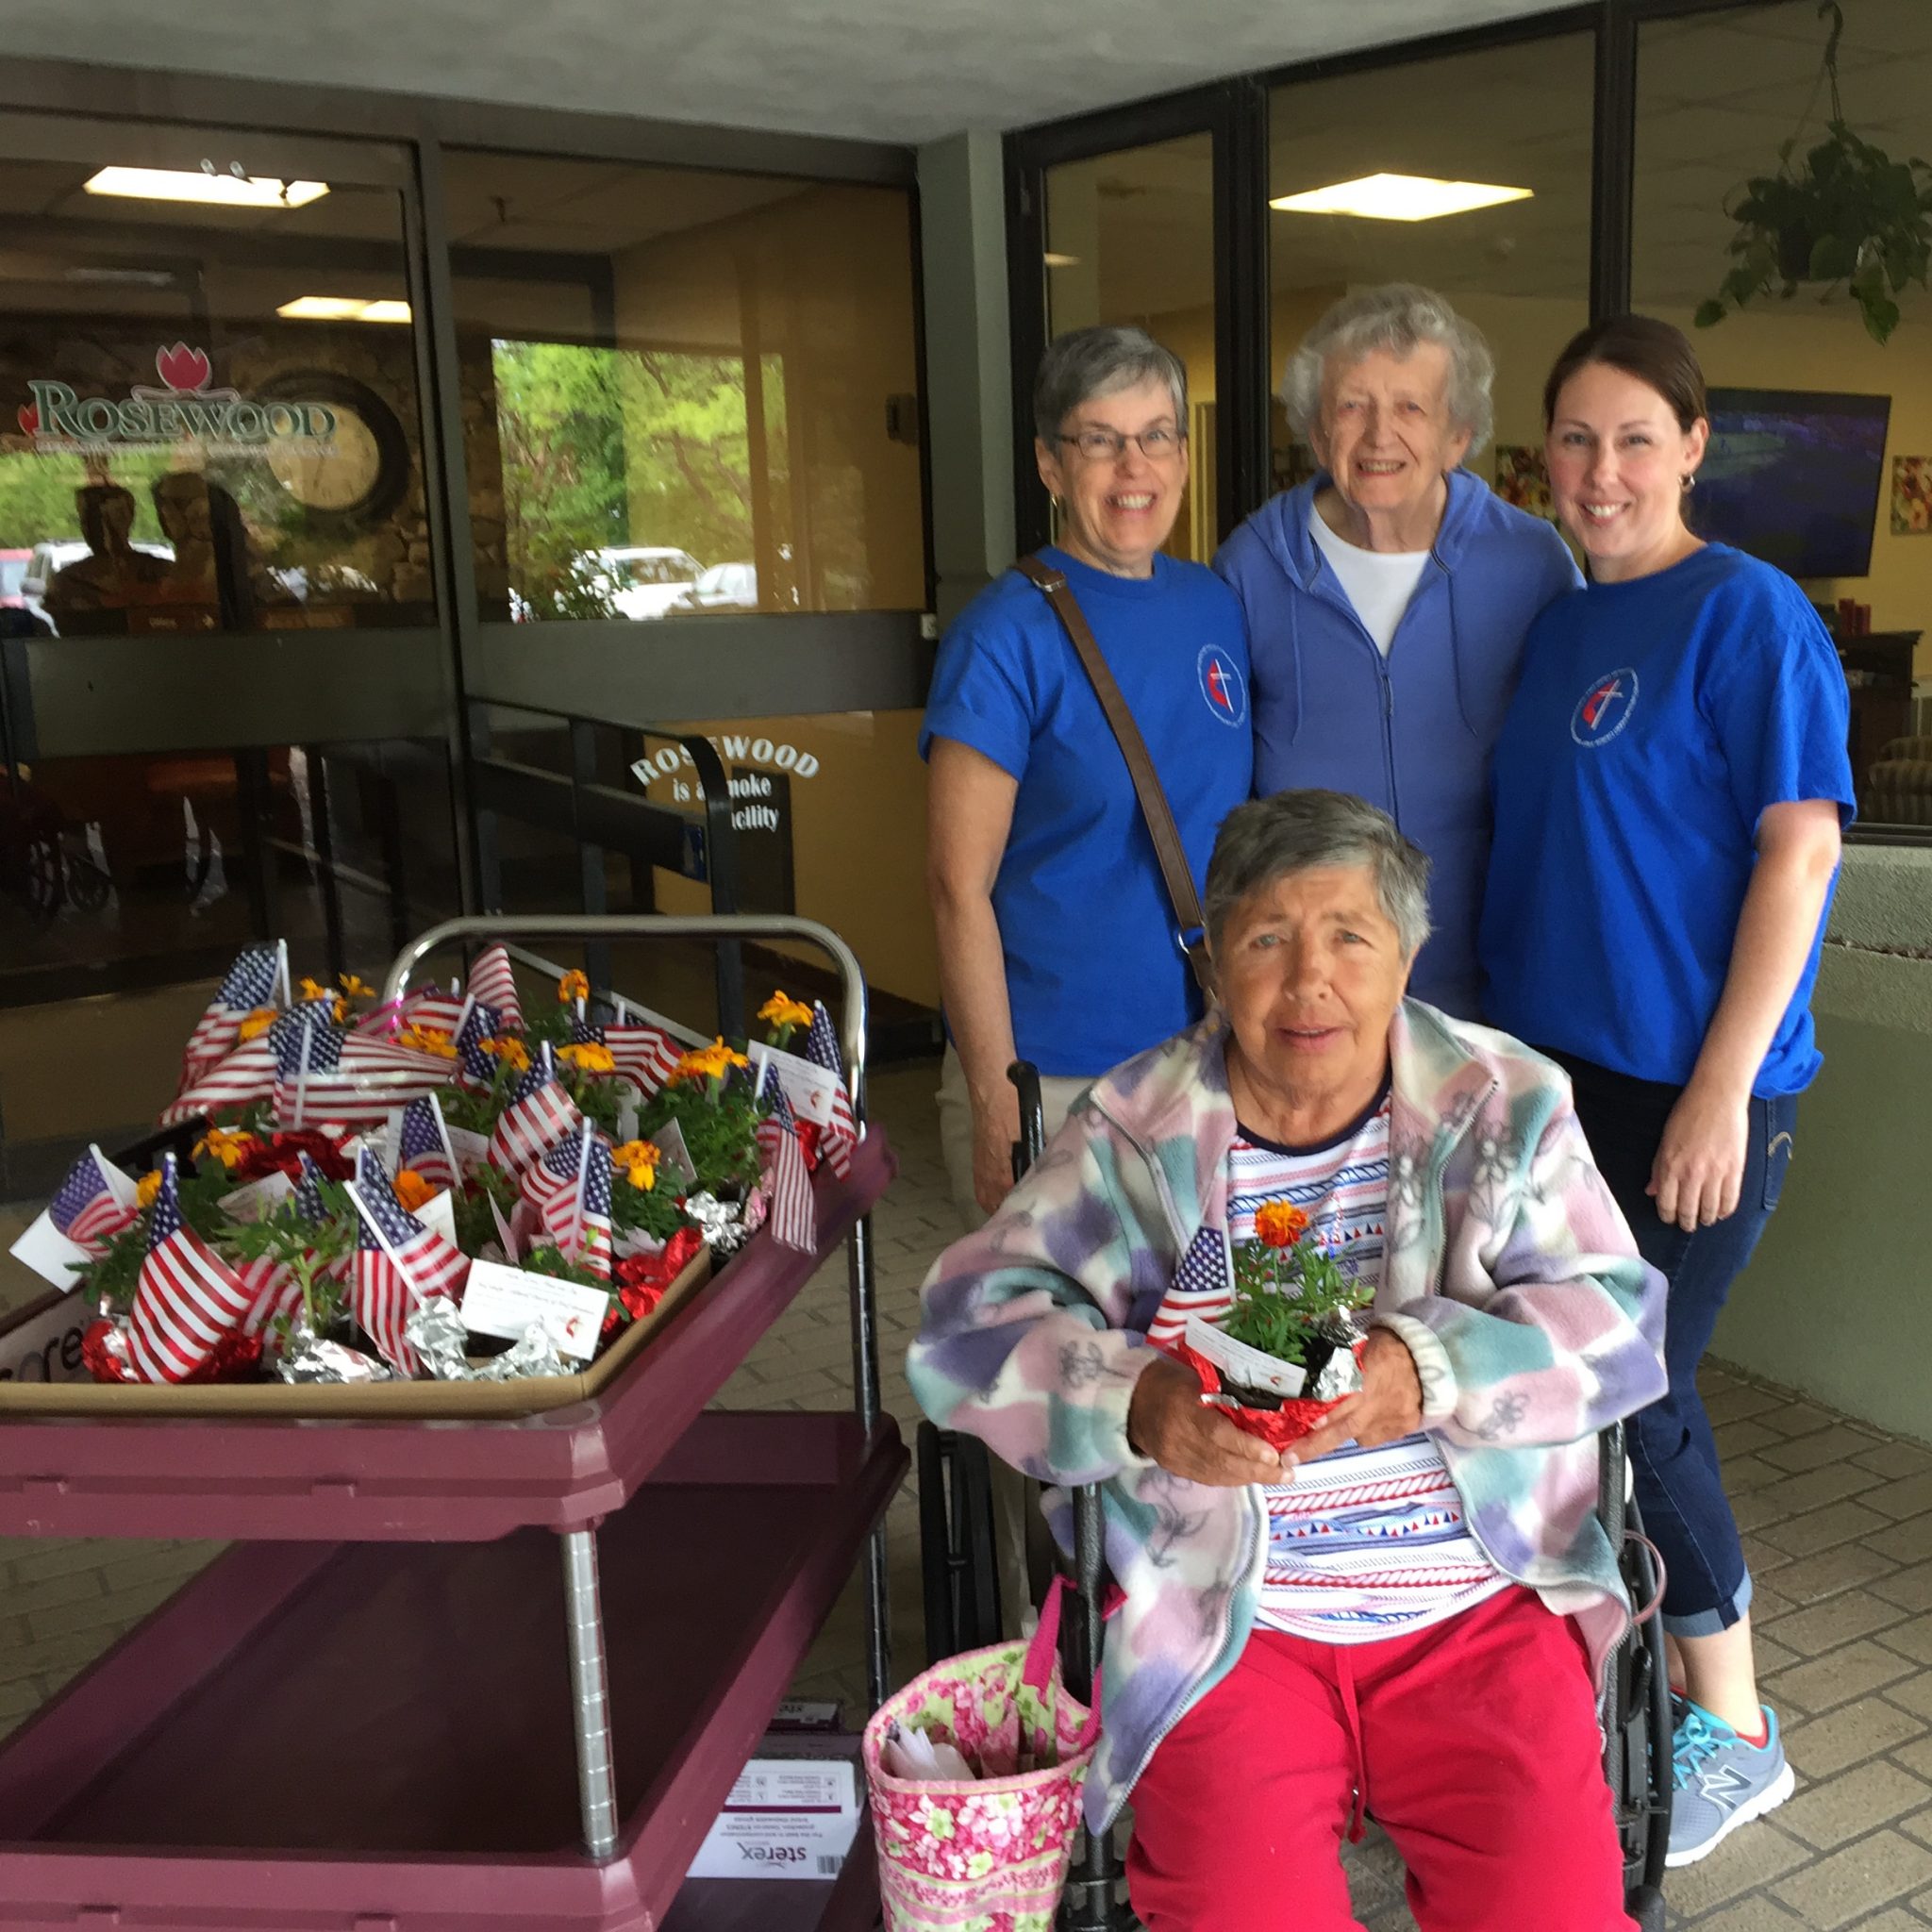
[19,343,339,456]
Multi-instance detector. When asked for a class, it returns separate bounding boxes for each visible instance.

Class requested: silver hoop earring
[1681,475,1696,494]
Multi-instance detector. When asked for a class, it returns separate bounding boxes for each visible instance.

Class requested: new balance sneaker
[1666,1702,1795,1868]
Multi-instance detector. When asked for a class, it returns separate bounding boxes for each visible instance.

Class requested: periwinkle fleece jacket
[1214,470,1580,1018]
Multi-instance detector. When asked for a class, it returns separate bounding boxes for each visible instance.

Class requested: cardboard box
[0,1248,708,1420]
[685,1732,863,1882]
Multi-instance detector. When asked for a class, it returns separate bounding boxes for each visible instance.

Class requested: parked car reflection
[668,560,758,612]
[593,545,702,620]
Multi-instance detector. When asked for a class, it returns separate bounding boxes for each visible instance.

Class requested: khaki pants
[935,1044,1092,1637]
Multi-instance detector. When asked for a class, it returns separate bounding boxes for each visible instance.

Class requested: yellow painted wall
[636,708,939,1008]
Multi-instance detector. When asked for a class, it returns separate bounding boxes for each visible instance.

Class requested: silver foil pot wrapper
[1308,1309,1370,1401]
[406,1297,566,1382]
[684,1190,748,1255]
[277,1322,393,1385]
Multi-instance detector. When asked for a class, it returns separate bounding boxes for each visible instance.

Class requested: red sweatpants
[1126,1586,1632,1932]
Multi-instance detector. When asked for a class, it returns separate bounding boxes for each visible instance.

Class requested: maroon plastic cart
[0,915,908,1932]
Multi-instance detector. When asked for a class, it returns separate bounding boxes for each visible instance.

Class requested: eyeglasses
[1055,425,1185,462]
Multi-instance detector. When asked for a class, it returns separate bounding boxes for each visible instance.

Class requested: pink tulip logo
[155,342,212,392]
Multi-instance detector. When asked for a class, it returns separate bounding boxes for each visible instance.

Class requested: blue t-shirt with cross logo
[1480,544,1854,1096]
[921,545,1252,1075]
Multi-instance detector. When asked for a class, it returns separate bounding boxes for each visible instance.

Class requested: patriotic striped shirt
[1146,1085,1507,1643]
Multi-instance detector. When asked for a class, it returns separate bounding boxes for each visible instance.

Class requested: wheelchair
[919,1061,1671,1932]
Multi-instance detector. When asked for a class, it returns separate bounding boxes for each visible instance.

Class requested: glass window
[1636,0,1932,830]
[1042,134,1216,559]
[1268,34,1595,521]
[442,153,925,622]
[0,127,436,638]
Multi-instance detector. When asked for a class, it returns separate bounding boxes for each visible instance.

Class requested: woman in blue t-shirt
[1480,316,1854,1871]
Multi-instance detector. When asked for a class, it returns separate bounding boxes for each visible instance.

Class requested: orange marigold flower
[558,1041,616,1074]
[136,1169,163,1208]
[481,1035,531,1074]
[558,969,591,1004]
[194,1125,255,1172]
[757,990,814,1033]
[398,1024,458,1059]
[236,1007,277,1042]
[1254,1200,1310,1250]
[297,974,331,1005]
[392,1167,435,1212]
[339,973,375,999]
[611,1140,660,1191]
[672,1037,750,1084]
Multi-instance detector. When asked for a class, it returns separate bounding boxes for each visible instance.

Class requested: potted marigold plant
[1184,1200,1373,1414]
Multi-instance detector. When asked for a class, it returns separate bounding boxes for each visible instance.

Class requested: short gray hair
[1033,325,1188,445]
[1280,283,1495,456]
[1206,791,1432,961]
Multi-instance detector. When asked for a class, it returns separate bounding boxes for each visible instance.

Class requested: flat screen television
[1697,388,1891,579]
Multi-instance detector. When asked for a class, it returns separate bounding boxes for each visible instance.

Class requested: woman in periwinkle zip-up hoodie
[1216,285,1579,1020]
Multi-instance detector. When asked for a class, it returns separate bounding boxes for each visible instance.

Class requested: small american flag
[1147,1225,1233,1347]
[568,1009,605,1047]
[754,1065,815,1253]
[159,1037,277,1125]
[239,1252,302,1337]
[488,1042,582,1174]
[266,1004,453,1131]
[291,1152,329,1222]
[604,1024,682,1099]
[805,1003,858,1178]
[453,997,500,1084]
[395,1093,458,1194]
[520,1124,613,1277]
[178,942,288,1094]
[125,1155,258,1383]
[349,1149,469,1376]
[468,945,523,1033]
[270,1002,343,1129]
[48,1145,138,1255]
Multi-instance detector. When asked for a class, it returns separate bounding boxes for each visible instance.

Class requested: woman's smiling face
[1545,359,1708,583]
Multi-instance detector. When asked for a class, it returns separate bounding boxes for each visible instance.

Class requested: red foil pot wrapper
[1168,1337,1346,1453]
[233,1130,355,1185]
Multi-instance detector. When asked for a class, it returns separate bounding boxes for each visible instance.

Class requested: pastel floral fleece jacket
[907,1000,1667,1832]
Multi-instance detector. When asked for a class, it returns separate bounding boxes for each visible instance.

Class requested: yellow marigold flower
[558,1041,616,1074]
[398,1023,458,1059]
[339,973,375,999]
[331,997,351,1025]
[194,1125,255,1172]
[481,1035,531,1074]
[672,1036,750,1084]
[758,991,814,1033]
[136,1169,163,1208]
[236,1007,277,1042]
[392,1167,435,1212]
[298,974,330,1004]
[558,969,591,1004]
[612,1140,660,1191]
[1254,1200,1311,1251]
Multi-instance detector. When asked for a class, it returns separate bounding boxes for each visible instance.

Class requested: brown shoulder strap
[1013,554,1212,993]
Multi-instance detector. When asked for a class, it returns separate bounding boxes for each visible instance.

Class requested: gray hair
[1206,791,1432,961]
[1033,325,1189,445]
[1280,283,1495,456]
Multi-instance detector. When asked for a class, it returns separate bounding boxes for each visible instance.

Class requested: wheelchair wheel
[917,1421,1002,1663]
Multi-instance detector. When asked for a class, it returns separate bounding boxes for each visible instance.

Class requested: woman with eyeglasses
[922,325,1251,1631]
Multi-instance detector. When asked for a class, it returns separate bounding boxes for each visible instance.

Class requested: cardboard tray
[0,1247,710,1421]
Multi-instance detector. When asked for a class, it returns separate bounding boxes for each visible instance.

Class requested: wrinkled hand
[1650,1080,1748,1233]
[1290,1329,1424,1467]
[971,1083,1023,1216]
[1126,1354,1283,1488]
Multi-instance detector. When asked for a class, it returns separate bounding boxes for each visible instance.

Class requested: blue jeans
[1544,1050,1797,1638]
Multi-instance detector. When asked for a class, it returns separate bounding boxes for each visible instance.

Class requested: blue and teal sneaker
[1666,1702,1795,1868]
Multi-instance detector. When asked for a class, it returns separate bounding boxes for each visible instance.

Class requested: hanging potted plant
[1695,2,1932,345]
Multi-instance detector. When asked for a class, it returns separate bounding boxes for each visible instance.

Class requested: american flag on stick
[604,1023,682,1100]
[805,1003,858,1179]
[178,942,289,1095]
[348,1148,470,1376]
[487,1042,581,1174]
[468,945,524,1033]
[267,1003,456,1131]
[393,1093,458,1195]
[124,1155,259,1383]
[452,997,502,1085]
[754,1064,815,1253]
[47,1145,140,1255]
[520,1123,613,1278]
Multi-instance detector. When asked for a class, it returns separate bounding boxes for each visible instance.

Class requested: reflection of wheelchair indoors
[919,1062,1671,1932]
[0,772,110,920]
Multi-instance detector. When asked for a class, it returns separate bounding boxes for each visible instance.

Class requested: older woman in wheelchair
[908,788,1668,1932]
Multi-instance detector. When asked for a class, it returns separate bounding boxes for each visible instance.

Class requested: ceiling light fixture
[1269,172,1532,222]
[84,166,330,209]
[1042,251,1081,268]
[277,295,412,324]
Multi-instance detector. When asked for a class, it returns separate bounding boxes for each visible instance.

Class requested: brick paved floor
[7,1059,1932,1926]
